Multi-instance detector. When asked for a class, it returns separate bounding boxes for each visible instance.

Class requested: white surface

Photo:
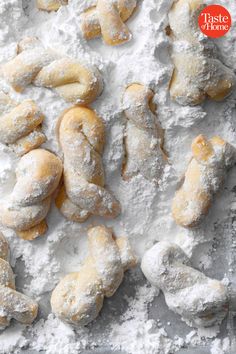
[0,0,235,353]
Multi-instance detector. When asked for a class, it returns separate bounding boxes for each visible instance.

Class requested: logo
[198,4,231,38]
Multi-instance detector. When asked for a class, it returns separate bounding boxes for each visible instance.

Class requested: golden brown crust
[0,149,62,240]
[37,0,68,11]
[0,232,38,328]
[122,83,166,183]
[2,38,103,105]
[17,220,48,240]
[0,92,46,155]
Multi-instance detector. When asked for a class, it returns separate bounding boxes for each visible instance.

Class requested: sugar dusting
[0,0,235,353]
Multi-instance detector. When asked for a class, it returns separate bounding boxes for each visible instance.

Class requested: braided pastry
[0,149,62,240]
[141,241,228,327]
[81,0,137,46]
[37,0,68,11]
[55,106,121,221]
[0,232,38,328]
[0,91,46,156]
[122,83,166,183]
[2,37,103,105]
[172,135,235,228]
[51,225,137,326]
[168,0,235,105]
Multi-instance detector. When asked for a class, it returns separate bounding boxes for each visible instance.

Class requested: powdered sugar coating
[37,0,68,12]
[0,232,38,329]
[141,241,228,328]
[81,0,137,45]
[122,83,167,183]
[0,149,62,240]
[172,135,236,227]
[168,0,236,105]
[56,106,121,220]
[0,0,235,352]
[51,225,136,326]
[0,92,45,155]
[2,37,103,105]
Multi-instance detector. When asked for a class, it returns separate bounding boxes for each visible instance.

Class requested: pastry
[168,0,235,105]
[0,91,46,155]
[0,232,38,328]
[172,135,235,227]
[122,83,166,183]
[0,149,63,240]
[81,0,137,45]
[141,241,228,327]
[51,225,137,326]
[55,106,121,221]
[37,0,68,11]
[2,37,103,105]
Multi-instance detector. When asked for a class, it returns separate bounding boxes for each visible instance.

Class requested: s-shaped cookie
[0,149,62,240]
[0,91,46,155]
[141,241,228,327]
[172,135,235,227]
[51,225,137,326]
[2,37,103,105]
[168,0,235,105]
[0,232,38,328]
[122,83,166,183]
[81,0,137,45]
[55,106,121,222]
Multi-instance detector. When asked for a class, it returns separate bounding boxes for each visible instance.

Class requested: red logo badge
[198,5,231,38]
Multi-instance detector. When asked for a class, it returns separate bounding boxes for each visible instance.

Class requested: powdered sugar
[0,0,235,353]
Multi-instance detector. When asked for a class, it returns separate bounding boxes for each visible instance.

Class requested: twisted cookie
[0,91,46,156]
[55,106,120,222]
[51,225,137,326]
[141,241,228,327]
[0,232,38,328]
[122,83,166,183]
[2,37,103,105]
[0,149,62,240]
[168,0,235,105]
[172,135,235,227]
[37,0,68,11]
[81,0,137,45]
